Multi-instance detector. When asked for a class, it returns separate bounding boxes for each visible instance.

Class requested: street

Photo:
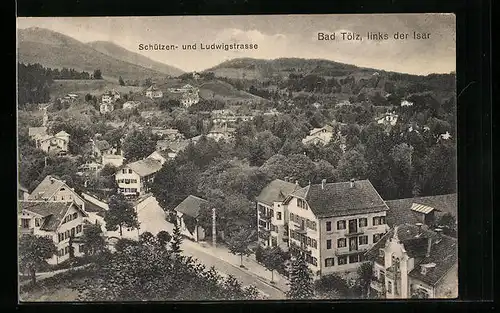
[135,197,286,299]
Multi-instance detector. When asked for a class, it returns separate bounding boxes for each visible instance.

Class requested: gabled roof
[28,127,47,137]
[145,85,160,91]
[55,131,70,137]
[384,194,457,227]
[126,158,163,177]
[365,223,457,286]
[95,140,111,151]
[19,200,87,232]
[28,175,66,201]
[257,179,300,206]
[309,125,333,135]
[285,180,387,218]
[173,195,208,218]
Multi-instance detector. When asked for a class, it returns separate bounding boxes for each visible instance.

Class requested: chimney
[425,237,432,258]
[350,178,355,188]
[50,177,54,184]
[321,179,326,189]
[434,228,443,243]
[295,180,299,186]
[284,176,289,182]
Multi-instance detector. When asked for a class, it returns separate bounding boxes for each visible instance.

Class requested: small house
[173,195,208,242]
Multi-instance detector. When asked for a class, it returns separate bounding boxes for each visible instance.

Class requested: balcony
[344,229,365,237]
[293,223,307,234]
[19,227,34,235]
[335,247,368,256]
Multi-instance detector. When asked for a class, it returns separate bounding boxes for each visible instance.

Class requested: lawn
[19,278,83,302]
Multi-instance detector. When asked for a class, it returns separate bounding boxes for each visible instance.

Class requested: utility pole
[212,207,216,247]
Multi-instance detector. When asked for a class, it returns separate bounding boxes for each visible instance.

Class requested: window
[35,218,40,227]
[312,257,317,266]
[269,209,274,218]
[337,220,346,230]
[373,233,383,243]
[326,221,332,231]
[387,281,393,294]
[307,237,312,246]
[122,169,126,174]
[325,258,335,267]
[277,212,282,220]
[128,169,132,174]
[310,221,317,231]
[359,218,367,227]
[337,238,347,248]
[297,198,307,209]
[271,237,278,247]
[259,220,266,227]
[21,218,30,229]
[420,266,427,275]
[76,224,82,233]
[349,254,360,263]
[359,235,368,245]
[326,239,332,249]
[61,196,65,200]
[79,244,85,253]
[64,246,69,255]
[312,239,317,248]
[73,212,78,219]
[290,213,295,222]
[71,227,75,237]
[58,233,63,242]
[379,249,385,258]
[373,216,386,226]
[338,256,347,265]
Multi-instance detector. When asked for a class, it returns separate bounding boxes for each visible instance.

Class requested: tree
[122,130,157,162]
[119,76,125,86]
[170,218,183,255]
[226,227,254,268]
[18,234,57,285]
[93,69,102,79]
[105,194,140,237]
[156,231,172,247]
[80,223,107,256]
[68,235,76,266]
[286,252,314,299]
[337,148,368,181]
[262,246,285,284]
[422,142,457,196]
[356,261,374,298]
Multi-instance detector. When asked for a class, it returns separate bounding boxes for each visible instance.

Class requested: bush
[314,274,353,298]
[19,266,97,294]
[255,245,264,263]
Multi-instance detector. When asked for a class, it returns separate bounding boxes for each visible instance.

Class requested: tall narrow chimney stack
[425,237,432,258]
[350,178,355,188]
[434,228,443,243]
[321,179,326,190]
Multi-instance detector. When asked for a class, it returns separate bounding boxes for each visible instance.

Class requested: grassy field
[19,279,82,302]
[50,79,145,98]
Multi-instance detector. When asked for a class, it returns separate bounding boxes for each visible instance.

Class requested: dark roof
[256,179,300,206]
[385,194,457,227]
[95,140,111,151]
[286,180,388,218]
[19,201,87,232]
[173,195,208,218]
[127,158,163,177]
[83,199,107,216]
[365,223,457,286]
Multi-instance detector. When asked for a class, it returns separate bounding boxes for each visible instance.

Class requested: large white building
[19,200,88,264]
[257,179,389,279]
[302,125,334,146]
[28,175,86,211]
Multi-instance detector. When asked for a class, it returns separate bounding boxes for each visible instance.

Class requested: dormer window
[420,266,427,275]
[35,218,40,227]
[379,248,385,258]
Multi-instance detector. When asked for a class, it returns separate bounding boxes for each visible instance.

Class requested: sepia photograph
[16,14,457,301]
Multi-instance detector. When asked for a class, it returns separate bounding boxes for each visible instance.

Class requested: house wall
[115,168,142,195]
[380,237,411,299]
[176,212,205,242]
[433,263,458,298]
[319,211,389,276]
[40,137,68,153]
[49,188,85,210]
[102,155,124,167]
[257,201,287,248]
[409,277,435,298]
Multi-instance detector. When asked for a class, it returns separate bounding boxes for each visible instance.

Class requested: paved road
[135,197,285,299]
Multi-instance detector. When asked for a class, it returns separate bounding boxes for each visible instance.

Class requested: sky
[17,14,456,75]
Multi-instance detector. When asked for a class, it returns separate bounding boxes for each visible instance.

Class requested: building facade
[281,179,389,279]
[19,201,88,265]
[256,179,299,249]
[115,158,162,197]
[28,175,86,211]
[366,223,457,299]
[302,125,334,146]
[173,195,208,242]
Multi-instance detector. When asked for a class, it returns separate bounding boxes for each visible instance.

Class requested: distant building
[376,112,399,126]
[173,195,208,242]
[401,100,414,107]
[151,127,184,141]
[18,200,89,265]
[365,224,457,299]
[155,139,190,160]
[181,92,200,108]
[90,139,113,159]
[28,175,86,211]
[78,161,103,173]
[336,100,352,107]
[100,102,114,114]
[207,125,236,142]
[122,101,141,110]
[439,131,452,141]
[102,90,120,104]
[102,154,125,168]
[36,131,70,156]
[145,85,163,99]
[115,158,163,197]
[302,125,334,146]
